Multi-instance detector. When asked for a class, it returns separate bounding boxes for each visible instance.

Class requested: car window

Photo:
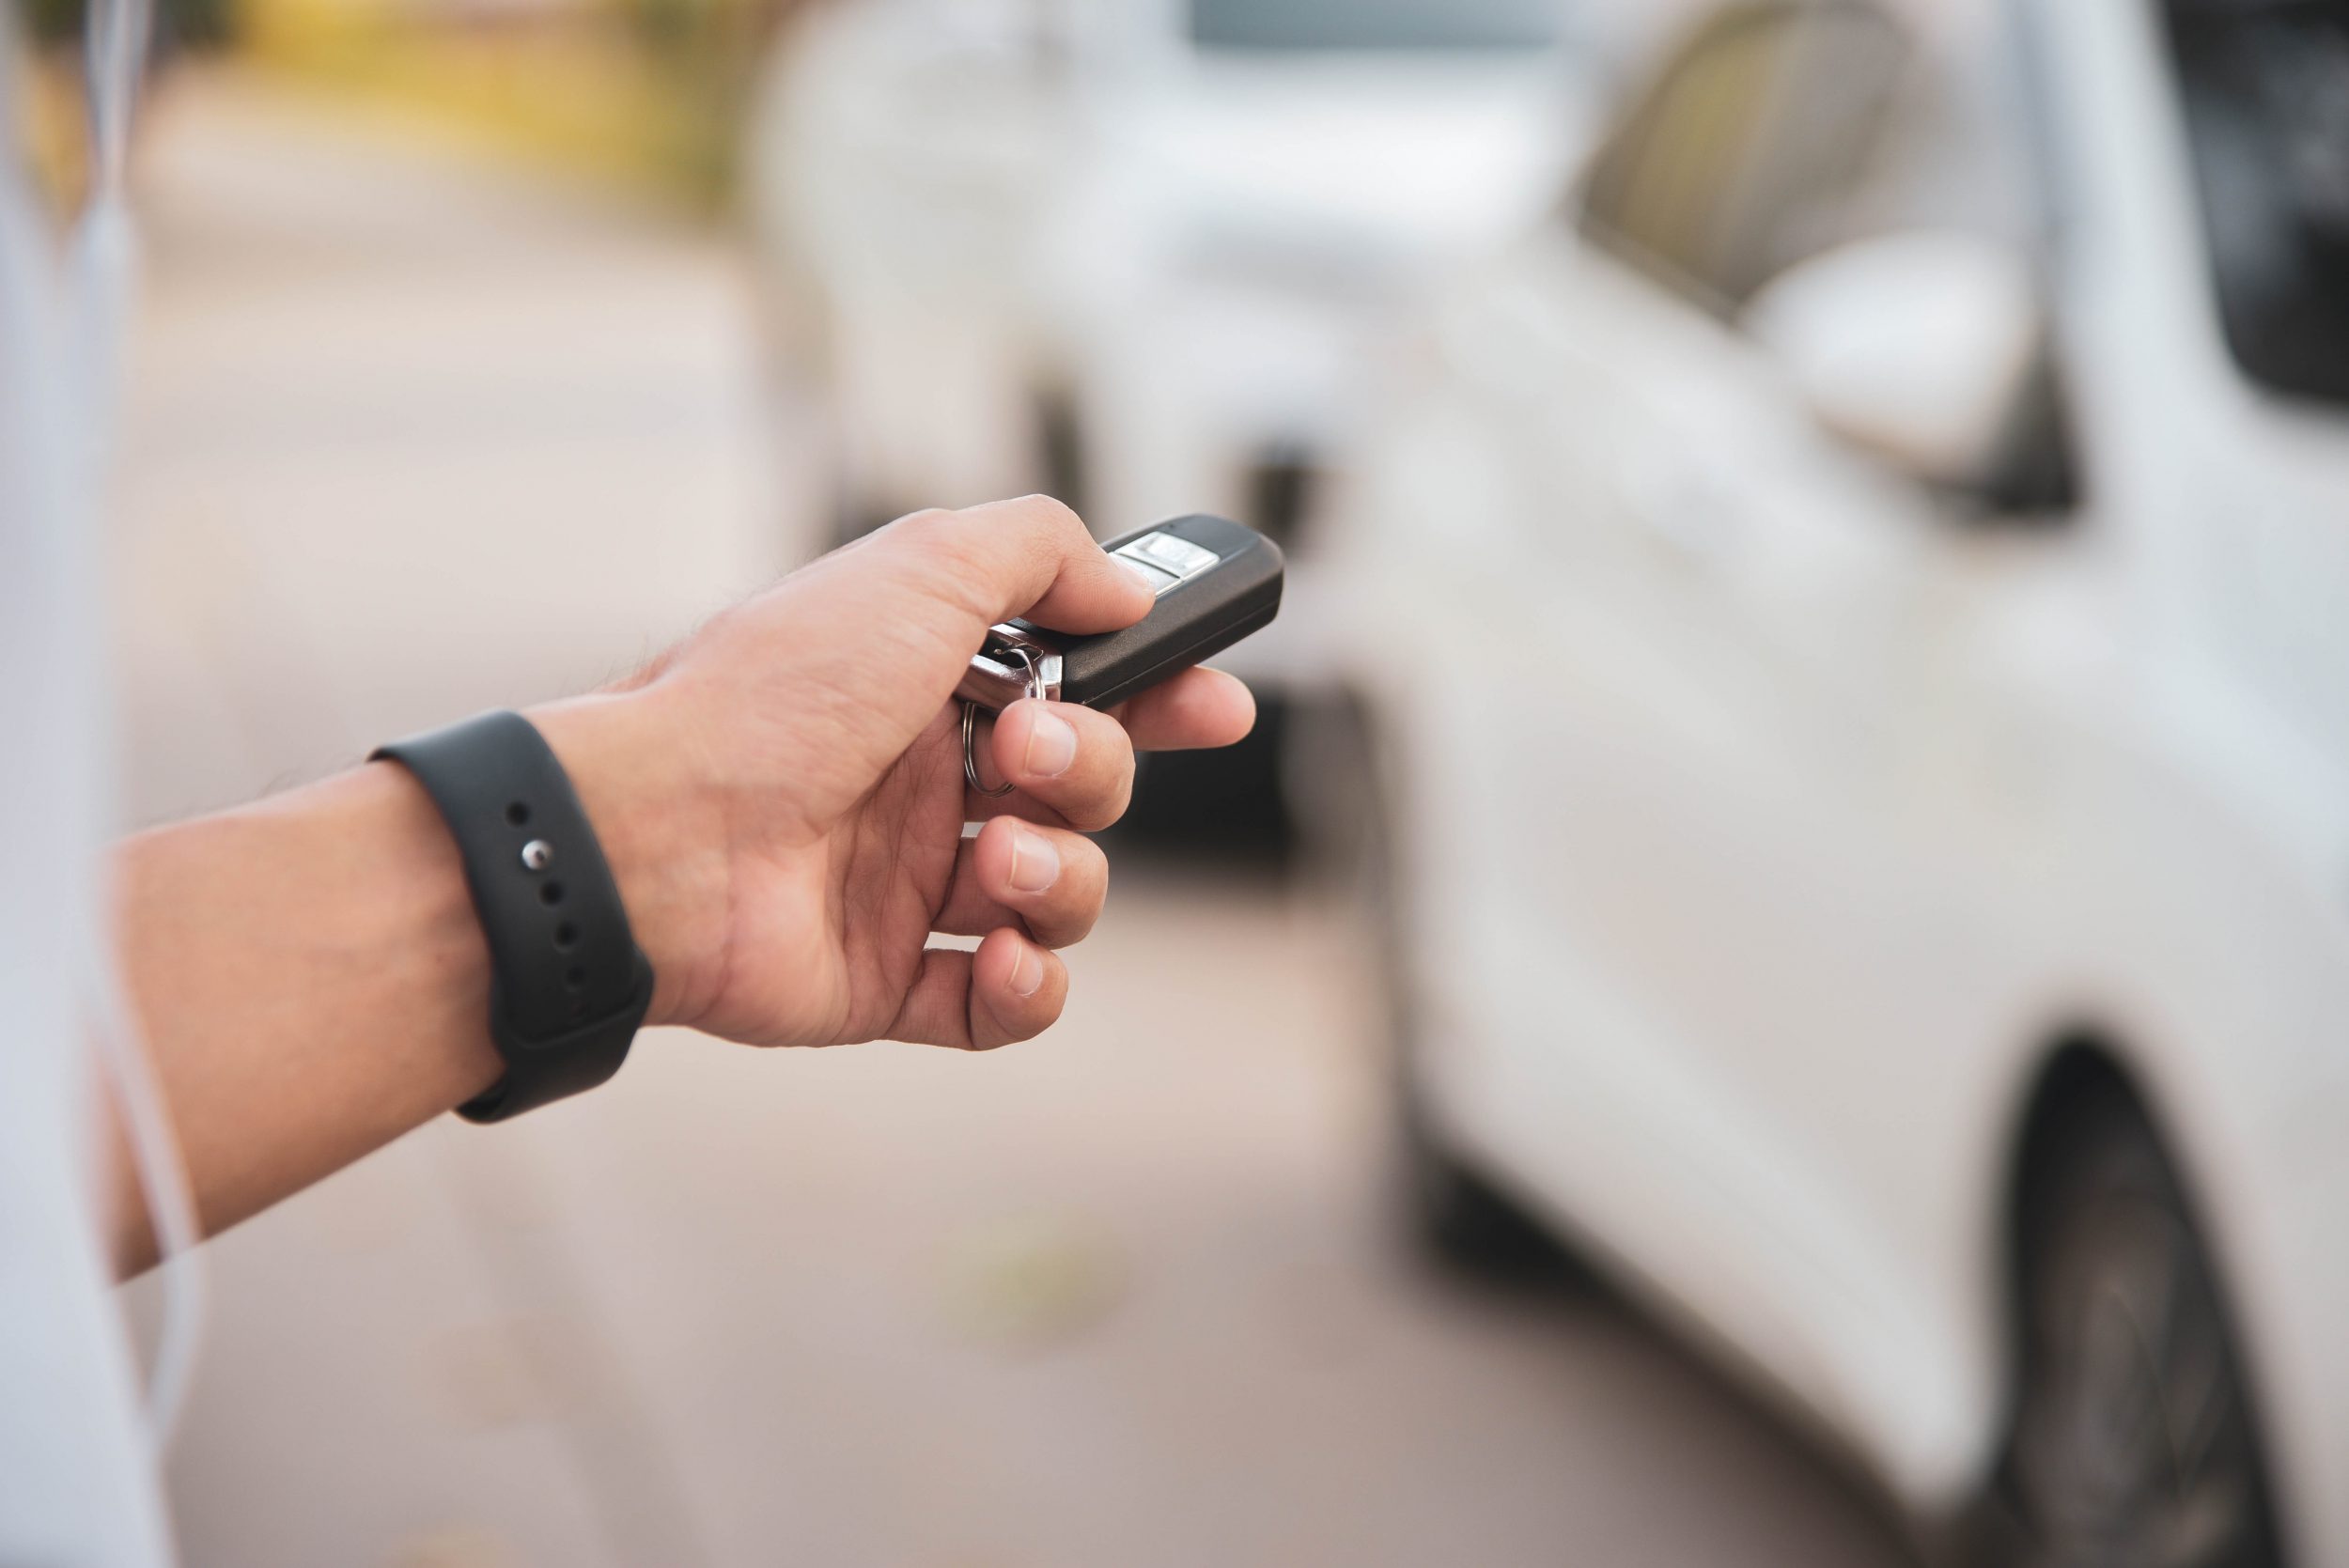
[1187,0,1561,53]
[1577,1,1911,311]
[2161,0,2349,407]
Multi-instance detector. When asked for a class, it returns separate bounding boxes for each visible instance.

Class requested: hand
[533,496,1255,1051]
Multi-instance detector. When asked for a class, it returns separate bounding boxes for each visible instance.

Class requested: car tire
[1112,691,1297,865]
[1972,1081,2286,1568]
[1391,1067,1582,1286]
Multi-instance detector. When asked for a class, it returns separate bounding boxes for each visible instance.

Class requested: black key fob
[957,515,1283,713]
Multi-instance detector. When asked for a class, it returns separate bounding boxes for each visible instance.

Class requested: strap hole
[539,881,566,907]
[506,801,531,827]
[564,965,587,992]
[552,921,581,952]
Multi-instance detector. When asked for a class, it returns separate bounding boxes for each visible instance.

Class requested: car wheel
[1391,1066,1579,1285]
[1982,1085,2285,1568]
[1112,691,1296,865]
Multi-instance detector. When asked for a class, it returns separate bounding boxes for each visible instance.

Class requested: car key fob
[957,514,1283,713]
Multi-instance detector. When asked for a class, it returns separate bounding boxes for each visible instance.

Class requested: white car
[744,0,1096,542]
[746,0,1587,838]
[745,0,1589,716]
[1324,0,2349,1561]
[1034,0,1587,542]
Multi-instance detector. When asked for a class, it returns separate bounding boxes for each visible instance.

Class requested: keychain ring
[961,703,1016,798]
[961,645,1044,800]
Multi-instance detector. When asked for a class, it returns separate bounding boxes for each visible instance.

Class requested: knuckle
[907,516,1008,619]
[1012,492,1085,537]
[888,505,961,543]
[879,507,979,580]
[899,507,979,569]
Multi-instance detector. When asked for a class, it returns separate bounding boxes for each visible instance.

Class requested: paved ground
[115,70,1914,1568]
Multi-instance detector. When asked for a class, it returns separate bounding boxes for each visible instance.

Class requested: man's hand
[111,494,1251,1267]
[534,495,1256,1053]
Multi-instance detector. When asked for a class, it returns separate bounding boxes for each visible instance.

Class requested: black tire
[1392,1068,1582,1286]
[1978,1084,2286,1568]
[1112,692,1296,866]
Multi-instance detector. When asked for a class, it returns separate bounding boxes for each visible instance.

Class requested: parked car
[746,0,1590,841]
[1320,0,2349,1560]
[744,0,1093,546]
[748,0,1586,533]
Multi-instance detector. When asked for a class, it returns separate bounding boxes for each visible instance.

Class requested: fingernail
[1007,825,1060,893]
[1008,942,1046,997]
[1022,706,1078,778]
[1117,560,1164,598]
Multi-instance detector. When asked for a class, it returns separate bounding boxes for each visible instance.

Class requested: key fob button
[1119,556,1182,594]
[1126,531,1221,579]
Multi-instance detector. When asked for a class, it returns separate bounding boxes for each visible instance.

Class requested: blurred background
[16,0,2349,1560]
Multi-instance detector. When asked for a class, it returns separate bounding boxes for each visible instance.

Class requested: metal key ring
[961,645,1044,799]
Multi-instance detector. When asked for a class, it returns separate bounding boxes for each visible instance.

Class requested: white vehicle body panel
[1331,0,2349,1557]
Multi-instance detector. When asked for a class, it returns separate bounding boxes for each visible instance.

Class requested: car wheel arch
[1960,1028,2292,1565]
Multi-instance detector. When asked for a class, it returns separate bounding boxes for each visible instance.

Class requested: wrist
[114,763,508,1252]
[527,690,728,1031]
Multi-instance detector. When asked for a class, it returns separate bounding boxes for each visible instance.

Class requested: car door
[1430,1,1989,1436]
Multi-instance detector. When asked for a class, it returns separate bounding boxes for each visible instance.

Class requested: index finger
[1109,666,1257,753]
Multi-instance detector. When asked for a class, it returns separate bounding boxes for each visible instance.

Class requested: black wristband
[372,711,654,1123]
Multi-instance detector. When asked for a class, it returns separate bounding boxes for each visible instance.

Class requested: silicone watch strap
[372,711,653,1122]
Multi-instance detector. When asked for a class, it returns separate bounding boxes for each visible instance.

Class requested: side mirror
[1741,231,2041,490]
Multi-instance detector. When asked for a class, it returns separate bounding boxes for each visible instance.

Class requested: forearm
[105,693,709,1273]
[109,761,501,1270]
